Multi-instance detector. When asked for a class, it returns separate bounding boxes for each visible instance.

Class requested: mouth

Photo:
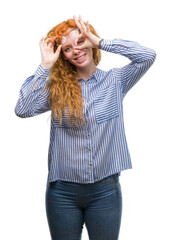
[74,53,86,62]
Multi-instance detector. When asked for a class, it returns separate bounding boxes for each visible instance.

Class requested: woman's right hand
[39,36,62,69]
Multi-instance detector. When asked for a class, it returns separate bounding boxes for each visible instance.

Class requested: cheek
[87,49,93,59]
[89,48,93,55]
[62,51,70,60]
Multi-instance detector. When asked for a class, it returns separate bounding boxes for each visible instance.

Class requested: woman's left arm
[99,39,157,98]
[73,16,156,98]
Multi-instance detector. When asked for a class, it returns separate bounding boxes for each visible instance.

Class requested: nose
[73,46,81,55]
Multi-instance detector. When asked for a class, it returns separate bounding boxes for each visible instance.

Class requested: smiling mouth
[74,54,86,61]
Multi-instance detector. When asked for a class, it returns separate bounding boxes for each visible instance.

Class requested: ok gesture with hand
[73,15,101,50]
[39,36,62,69]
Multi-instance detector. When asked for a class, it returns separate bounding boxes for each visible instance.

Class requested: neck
[76,62,97,81]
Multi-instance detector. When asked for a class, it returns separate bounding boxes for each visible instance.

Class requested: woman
[14,15,156,240]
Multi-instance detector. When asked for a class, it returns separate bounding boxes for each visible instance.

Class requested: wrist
[93,37,101,48]
[40,62,52,70]
[90,33,101,48]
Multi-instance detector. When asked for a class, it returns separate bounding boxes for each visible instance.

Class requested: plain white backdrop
[1,0,171,239]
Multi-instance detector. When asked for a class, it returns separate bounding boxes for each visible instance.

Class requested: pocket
[93,84,119,124]
[49,180,62,188]
[97,175,114,185]
[112,173,121,194]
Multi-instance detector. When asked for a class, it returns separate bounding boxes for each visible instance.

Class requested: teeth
[76,55,85,60]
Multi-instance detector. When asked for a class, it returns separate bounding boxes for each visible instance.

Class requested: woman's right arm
[14,36,62,118]
[14,65,51,118]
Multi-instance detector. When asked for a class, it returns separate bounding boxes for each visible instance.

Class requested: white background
[1,0,171,239]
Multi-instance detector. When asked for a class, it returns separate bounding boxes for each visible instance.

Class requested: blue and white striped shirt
[14,39,156,184]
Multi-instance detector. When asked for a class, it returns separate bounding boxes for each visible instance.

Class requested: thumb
[55,44,62,56]
[74,42,87,50]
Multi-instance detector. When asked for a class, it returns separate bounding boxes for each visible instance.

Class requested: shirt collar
[78,68,106,83]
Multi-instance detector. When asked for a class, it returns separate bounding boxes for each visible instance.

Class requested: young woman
[15,15,156,240]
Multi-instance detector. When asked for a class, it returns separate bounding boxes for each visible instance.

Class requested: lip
[74,53,86,63]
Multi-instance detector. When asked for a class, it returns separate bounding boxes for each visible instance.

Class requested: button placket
[83,79,93,174]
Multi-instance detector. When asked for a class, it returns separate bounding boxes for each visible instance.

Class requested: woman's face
[61,28,94,69]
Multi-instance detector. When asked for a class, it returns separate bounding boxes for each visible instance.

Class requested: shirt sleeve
[14,65,51,118]
[100,39,157,98]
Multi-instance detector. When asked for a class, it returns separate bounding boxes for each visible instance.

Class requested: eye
[77,39,84,45]
[64,46,71,52]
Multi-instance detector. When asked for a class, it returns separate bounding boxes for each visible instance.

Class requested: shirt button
[90,75,93,78]
[40,71,42,74]
[85,96,87,99]
[88,134,90,136]
[90,163,92,166]
[89,148,91,151]
[85,82,87,85]
[85,120,87,123]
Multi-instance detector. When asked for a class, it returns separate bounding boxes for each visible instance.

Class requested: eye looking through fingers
[78,39,84,44]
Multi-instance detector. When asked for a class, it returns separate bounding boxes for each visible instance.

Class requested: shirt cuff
[34,65,51,79]
[100,39,113,51]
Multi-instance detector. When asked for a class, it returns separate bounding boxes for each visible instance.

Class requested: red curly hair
[43,18,101,127]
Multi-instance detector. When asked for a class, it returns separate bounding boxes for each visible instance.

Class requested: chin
[75,61,89,68]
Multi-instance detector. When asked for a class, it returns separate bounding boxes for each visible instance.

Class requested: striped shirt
[14,39,156,184]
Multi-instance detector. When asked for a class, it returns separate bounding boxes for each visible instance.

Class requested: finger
[48,42,53,48]
[44,37,56,44]
[73,15,82,31]
[85,20,90,32]
[49,37,57,46]
[44,42,48,47]
[44,38,51,43]
[44,39,53,48]
[39,37,45,50]
[78,15,86,31]
[39,36,44,45]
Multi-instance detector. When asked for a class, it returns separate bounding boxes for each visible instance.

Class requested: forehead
[62,28,80,46]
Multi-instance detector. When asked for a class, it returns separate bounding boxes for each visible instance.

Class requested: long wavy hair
[43,18,101,127]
